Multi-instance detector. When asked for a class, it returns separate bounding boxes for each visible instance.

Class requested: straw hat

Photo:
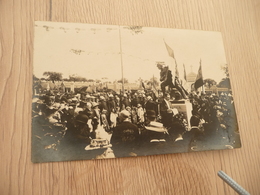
[92,102,99,108]
[145,121,167,132]
[119,110,130,120]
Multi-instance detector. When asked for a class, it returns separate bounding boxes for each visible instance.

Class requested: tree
[146,77,159,87]
[86,79,94,82]
[204,78,217,88]
[221,64,229,78]
[43,72,62,83]
[218,78,231,88]
[218,64,231,89]
[123,26,143,35]
[117,78,128,84]
[69,74,87,82]
[33,75,39,81]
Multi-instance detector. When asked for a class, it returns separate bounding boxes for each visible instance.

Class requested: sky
[33,21,227,83]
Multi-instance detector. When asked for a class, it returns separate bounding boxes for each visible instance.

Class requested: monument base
[170,100,192,130]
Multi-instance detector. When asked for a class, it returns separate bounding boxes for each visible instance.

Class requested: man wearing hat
[91,102,100,131]
[139,110,169,155]
[157,62,175,97]
[159,93,172,128]
[198,92,210,123]
[110,110,140,157]
[107,94,116,126]
[136,104,145,124]
[85,94,93,105]
[144,96,158,116]
[98,96,108,112]
[74,114,94,144]
[131,93,140,108]
[121,94,131,110]
[187,109,205,151]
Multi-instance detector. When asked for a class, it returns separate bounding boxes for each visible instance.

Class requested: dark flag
[183,64,187,81]
[175,77,189,98]
[142,81,146,89]
[194,62,203,90]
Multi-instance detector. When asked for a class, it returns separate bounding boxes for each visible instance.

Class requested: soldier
[157,62,174,97]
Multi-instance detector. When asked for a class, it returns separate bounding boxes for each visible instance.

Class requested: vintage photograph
[32,21,241,163]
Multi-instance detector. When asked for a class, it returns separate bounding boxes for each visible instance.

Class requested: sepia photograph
[32,21,241,163]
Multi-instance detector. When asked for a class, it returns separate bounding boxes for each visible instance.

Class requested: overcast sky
[34,21,227,83]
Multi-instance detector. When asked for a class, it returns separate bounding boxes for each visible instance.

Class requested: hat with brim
[80,100,88,104]
[145,121,167,132]
[75,114,89,124]
[69,102,77,106]
[146,110,156,118]
[92,102,99,108]
[119,110,130,120]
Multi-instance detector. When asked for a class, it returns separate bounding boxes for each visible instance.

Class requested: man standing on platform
[157,62,188,99]
[157,62,175,97]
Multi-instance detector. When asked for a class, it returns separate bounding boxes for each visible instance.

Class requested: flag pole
[200,59,205,94]
[153,74,155,88]
[119,26,124,94]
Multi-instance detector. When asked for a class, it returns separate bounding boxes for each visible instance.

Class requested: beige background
[1,0,260,194]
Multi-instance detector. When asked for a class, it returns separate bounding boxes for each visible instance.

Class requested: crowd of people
[32,87,239,161]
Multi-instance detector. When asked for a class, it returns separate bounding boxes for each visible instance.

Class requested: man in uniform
[157,62,175,97]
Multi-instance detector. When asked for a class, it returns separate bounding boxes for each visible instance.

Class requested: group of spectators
[32,88,238,159]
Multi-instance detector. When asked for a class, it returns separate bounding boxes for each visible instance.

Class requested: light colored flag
[175,63,179,78]
[151,75,158,97]
[164,41,175,59]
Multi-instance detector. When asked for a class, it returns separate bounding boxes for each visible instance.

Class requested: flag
[139,80,146,90]
[151,84,158,97]
[141,81,146,89]
[164,41,175,59]
[151,75,158,97]
[175,63,179,78]
[175,77,189,98]
[183,64,187,81]
[194,63,203,90]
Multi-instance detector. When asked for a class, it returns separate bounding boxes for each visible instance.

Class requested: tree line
[34,64,231,89]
